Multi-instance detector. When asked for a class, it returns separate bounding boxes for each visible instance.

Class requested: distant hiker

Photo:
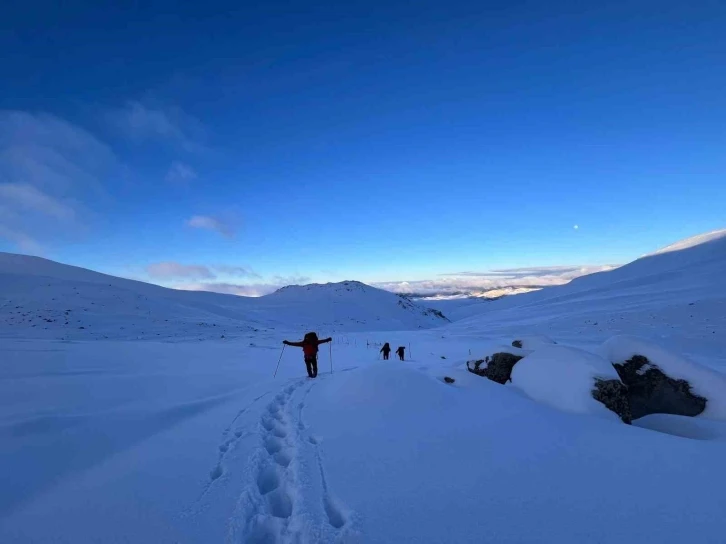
[283,332,332,378]
[380,342,392,360]
[396,346,406,361]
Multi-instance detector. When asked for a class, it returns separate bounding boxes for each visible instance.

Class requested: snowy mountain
[2,230,726,543]
[0,254,447,340]
[263,280,448,331]
[446,229,726,346]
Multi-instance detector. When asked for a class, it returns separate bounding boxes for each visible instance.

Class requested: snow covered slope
[260,281,448,331]
[0,254,446,340]
[447,230,726,355]
[2,231,726,543]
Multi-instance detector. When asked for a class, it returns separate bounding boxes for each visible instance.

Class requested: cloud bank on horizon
[372,264,618,297]
[155,264,617,298]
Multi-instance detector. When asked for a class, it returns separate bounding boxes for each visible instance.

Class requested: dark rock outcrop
[512,340,523,348]
[444,376,455,384]
[466,352,524,384]
[613,355,707,419]
[592,378,633,424]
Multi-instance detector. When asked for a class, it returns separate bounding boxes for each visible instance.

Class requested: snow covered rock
[599,336,726,420]
[511,335,556,349]
[466,346,529,384]
[511,345,631,423]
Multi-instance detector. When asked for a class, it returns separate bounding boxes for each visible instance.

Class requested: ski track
[229,377,355,543]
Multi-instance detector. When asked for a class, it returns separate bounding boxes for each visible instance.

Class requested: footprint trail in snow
[229,378,355,543]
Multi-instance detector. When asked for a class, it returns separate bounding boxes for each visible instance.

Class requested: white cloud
[216,265,261,279]
[145,262,259,281]
[109,101,206,153]
[146,262,215,280]
[374,264,618,296]
[165,161,197,183]
[174,275,308,297]
[0,183,76,220]
[0,111,116,253]
[0,224,43,254]
[176,282,273,297]
[186,215,236,238]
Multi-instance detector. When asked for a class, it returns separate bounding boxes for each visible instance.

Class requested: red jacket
[286,337,331,357]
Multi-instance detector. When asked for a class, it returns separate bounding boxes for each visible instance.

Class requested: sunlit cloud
[186,215,236,238]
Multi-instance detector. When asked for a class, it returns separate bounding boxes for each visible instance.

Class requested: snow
[510,345,622,421]
[0,258,447,340]
[646,228,726,256]
[599,335,726,420]
[2,229,726,542]
[512,334,556,349]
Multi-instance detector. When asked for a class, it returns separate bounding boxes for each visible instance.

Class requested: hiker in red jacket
[283,332,332,378]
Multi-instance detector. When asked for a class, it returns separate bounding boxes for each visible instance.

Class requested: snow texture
[2,229,726,543]
[510,345,623,421]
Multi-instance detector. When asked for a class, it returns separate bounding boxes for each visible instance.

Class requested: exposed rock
[444,376,455,384]
[466,352,524,384]
[592,378,632,424]
[613,355,707,419]
[511,336,556,350]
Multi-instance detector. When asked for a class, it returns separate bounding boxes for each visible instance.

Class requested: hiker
[380,342,392,360]
[283,332,332,378]
[396,346,406,361]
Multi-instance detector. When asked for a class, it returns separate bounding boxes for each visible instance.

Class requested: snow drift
[510,345,628,422]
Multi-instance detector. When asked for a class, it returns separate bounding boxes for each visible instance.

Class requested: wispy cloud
[165,161,197,183]
[176,282,273,297]
[272,275,310,285]
[442,266,601,279]
[0,183,76,220]
[216,265,261,279]
[175,275,309,297]
[146,261,259,281]
[374,264,618,296]
[146,262,215,280]
[0,110,116,253]
[109,101,206,153]
[186,215,236,238]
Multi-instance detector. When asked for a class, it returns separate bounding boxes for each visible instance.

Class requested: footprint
[308,435,320,445]
[273,450,293,468]
[245,517,277,544]
[210,464,223,481]
[324,495,347,529]
[256,465,281,495]
[264,436,284,455]
[267,487,293,518]
[235,430,243,438]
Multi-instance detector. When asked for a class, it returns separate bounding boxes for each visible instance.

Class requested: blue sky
[1,0,725,295]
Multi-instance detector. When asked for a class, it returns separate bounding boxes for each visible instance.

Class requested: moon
[573,225,579,230]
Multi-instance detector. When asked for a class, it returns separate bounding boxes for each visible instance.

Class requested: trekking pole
[329,342,333,374]
[273,345,286,378]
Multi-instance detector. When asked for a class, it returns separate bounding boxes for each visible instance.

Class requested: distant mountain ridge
[0,256,448,340]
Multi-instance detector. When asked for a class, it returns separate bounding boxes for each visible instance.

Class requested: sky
[1,0,725,296]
